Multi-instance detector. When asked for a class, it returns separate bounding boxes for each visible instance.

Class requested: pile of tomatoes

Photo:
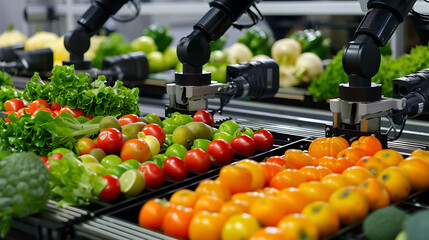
[2,98,88,121]
[137,135,429,240]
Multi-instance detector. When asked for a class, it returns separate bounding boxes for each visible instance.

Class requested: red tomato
[163,156,188,181]
[141,124,166,146]
[28,99,50,111]
[230,135,256,156]
[184,148,211,173]
[118,114,141,126]
[98,175,121,202]
[59,105,86,118]
[50,102,61,111]
[4,98,24,112]
[32,108,57,118]
[206,139,234,165]
[252,129,274,151]
[266,156,287,167]
[40,156,51,170]
[48,153,63,160]
[138,162,165,189]
[97,128,123,154]
[120,138,150,162]
[192,110,214,127]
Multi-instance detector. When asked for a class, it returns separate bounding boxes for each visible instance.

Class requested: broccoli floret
[0,152,50,238]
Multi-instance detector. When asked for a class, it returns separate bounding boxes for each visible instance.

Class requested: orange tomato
[219,165,252,194]
[258,187,280,197]
[355,156,388,177]
[236,159,266,191]
[193,195,225,213]
[276,188,310,214]
[328,186,369,225]
[342,166,374,186]
[120,138,150,162]
[138,198,172,230]
[195,179,231,201]
[398,157,429,191]
[301,201,340,238]
[377,166,411,202]
[358,178,390,211]
[162,205,194,239]
[410,149,429,163]
[373,149,404,166]
[277,213,319,240]
[219,200,250,219]
[351,136,382,156]
[249,227,286,240]
[266,156,287,168]
[320,156,355,174]
[298,181,333,202]
[232,192,265,207]
[299,165,333,181]
[308,137,349,159]
[169,189,199,208]
[76,137,97,155]
[320,173,351,192]
[284,149,315,169]
[189,211,226,240]
[269,169,307,190]
[259,162,284,187]
[250,196,288,226]
[337,147,367,164]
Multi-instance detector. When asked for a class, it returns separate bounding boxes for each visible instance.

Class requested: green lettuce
[0,86,23,111]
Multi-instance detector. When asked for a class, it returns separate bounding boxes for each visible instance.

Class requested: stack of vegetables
[309,42,429,101]
[137,135,429,240]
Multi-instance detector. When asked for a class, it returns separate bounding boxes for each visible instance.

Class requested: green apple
[148,51,165,73]
[121,159,142,170]
[131,36,157,53]
[163,47,179,69]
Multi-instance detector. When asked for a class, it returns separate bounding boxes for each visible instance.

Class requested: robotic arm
[166,0,279,115]
[328,0,429,146]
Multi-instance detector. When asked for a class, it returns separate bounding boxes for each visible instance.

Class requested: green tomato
[148,51,165,73]
[163,123,179,134]
[149,154,167,168]
[145,113,163,126]
[219,120,240,135]
[104,164,128,178]
[162,134,173,148]
[121,159,142,169]
[165,143,188,160]
[131,36,157,53]
[191,139,211,151]
[172,114,193,126]
[212,132,234,143]
[100,154,122,169]
[234,127,254,137]
[222,213,261,240]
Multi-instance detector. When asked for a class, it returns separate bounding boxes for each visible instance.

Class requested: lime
[79,154,99,164]
[84,162,106,175]
[119,169,145,196]
[104,164,128,178]
[121,159,142,170]
[165,143,188,160]
[100,154,123,169]
[145,113,163,126]
[191,139,211,151]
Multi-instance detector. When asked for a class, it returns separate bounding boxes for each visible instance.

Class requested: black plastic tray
[9,132,305,240]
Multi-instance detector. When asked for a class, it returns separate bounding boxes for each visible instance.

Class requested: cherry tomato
[4,98,24,112]
[184,148,211,173]
[162,205,194,239]
[206,139,234,165]
[16,107,32,116]
[120,138,150,162]
[163,156,188,181]
[97,128,123,154]
[77,137,97,155]
[50,102,61,111]
[266,156,287,167]
[138,162,165,189]
[230,135,256,156]
[59,105,86,118]
[48,153,63,160]
[139,198,172,230]
[32,108,57,118]
[141,124,166,146]
[28,99,50,111]
[192,110,214,127]
[118,114,141,126]
[40,156,51,170]
[98,175,121,202]
[252,129,274,151]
